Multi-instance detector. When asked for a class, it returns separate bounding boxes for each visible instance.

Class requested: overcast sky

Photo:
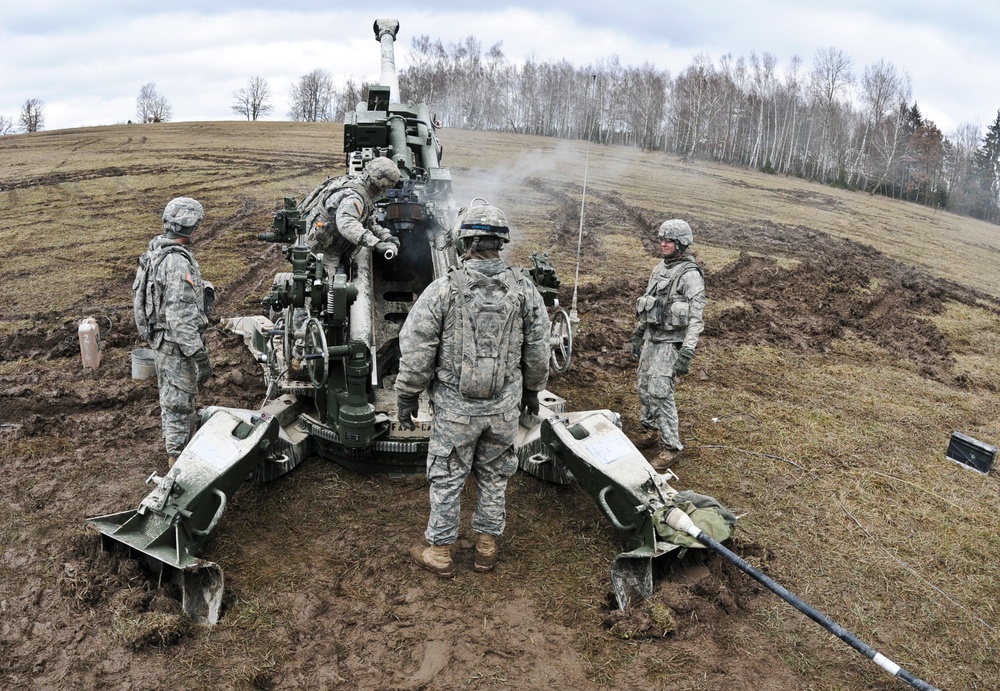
[2,1,998,136]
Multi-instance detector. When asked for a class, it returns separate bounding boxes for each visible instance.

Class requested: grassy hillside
[1,121,997,690]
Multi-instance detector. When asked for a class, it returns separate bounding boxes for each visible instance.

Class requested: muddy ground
[2,169,996,690]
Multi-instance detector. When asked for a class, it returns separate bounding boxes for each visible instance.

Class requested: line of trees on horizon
[283,36,1000,225]
[3,37,999,225]
[389,37,1000,224]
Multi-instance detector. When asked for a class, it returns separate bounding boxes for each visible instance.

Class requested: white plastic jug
[78,317,101,369]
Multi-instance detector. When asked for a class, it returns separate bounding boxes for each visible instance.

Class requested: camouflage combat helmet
[162,197,204,236]
[362,157,401,191]
[657,219,693,247]
[456,198,510,244]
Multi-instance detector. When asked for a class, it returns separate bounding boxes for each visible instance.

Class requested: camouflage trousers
[423,407,520,546]
[154,341,198,457]
[637,340,683,452]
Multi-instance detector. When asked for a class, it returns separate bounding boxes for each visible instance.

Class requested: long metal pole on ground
[663,509,940,691]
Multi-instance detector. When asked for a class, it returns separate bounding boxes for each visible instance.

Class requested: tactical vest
[298,176,373,257]
[635,258,703,329]
[448,267,525,400]
[132,244,195,342]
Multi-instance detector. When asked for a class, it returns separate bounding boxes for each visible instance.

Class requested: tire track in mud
[0,165,175,192]
[528,177,608,256]
[527,179,653,404]
[0,382,156,423]
[197,195,290,313]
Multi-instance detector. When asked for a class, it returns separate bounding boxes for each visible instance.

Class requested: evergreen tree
[973,111,1000,222]
[904,102,923,135]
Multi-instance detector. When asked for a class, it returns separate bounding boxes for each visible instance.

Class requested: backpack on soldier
[132,245,194,342]
[298,176,372,257]
[449,268,525,400]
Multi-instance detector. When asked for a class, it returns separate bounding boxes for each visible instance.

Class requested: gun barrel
[373,18,400,104]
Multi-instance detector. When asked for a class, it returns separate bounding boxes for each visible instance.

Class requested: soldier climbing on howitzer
[395,200,551,578]
[132,197,215,469]
[298,156,402,277]
[631,219,706,472]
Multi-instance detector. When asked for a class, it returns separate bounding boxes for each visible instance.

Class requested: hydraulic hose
[663,509,940,691]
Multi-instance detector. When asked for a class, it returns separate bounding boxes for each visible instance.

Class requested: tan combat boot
[410,543,455,579]
[474,534,498,573]
[168,456,178,469]
[649,449,678,473]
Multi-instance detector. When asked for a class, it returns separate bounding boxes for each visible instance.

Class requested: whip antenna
[569,74,597,328]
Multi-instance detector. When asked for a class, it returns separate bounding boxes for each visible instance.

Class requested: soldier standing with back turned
[631,219,706,472]
[133,197,214,469]
[395,201,551,578]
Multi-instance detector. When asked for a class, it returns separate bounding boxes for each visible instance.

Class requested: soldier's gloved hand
[375,236,400,259]
[521,388,540,416]
[673,347,695,377]
[630,324,645,359]
[192,348,213,384]
[397,392,419,431]
[630,334,643,359]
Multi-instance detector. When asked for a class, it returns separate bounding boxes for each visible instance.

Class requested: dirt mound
[603,541,768,640]
[709,251,958,378]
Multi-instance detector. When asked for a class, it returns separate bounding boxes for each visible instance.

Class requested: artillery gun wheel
[549,309,573,374]
[303,317,329,389]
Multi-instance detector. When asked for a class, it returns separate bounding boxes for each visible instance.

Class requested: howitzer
[88,16,734,624]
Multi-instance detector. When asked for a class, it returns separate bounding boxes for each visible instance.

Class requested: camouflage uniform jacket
[635,255,706,351]
[396,258,551,416]
[299,176,388,258]
[144,235,209,356]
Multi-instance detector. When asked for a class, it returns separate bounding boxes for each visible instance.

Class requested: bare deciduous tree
[748,52,777,168]
[671,54,726,161]
[19,99,45,133]
[0,114,16,135]
[333,78,371,121]
[288,69,335,122]
[945,121,985,215]
[232,76,273,121]
[136,83,173,123]
[809,47,854,181]
[861,61,911,194]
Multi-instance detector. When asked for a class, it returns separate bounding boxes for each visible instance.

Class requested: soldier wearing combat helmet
[132,197,215,469]
[630,218,706,472]
[298,156,402,276]
[396,200,551,578]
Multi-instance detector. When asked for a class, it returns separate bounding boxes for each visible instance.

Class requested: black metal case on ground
[946,431,996,474]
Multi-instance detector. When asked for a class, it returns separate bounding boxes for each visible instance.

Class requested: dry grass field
[1,121,998,690]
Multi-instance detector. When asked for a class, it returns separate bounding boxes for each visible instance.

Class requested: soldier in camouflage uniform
[133,197,214,468]
[299,156,402,276]
[396,201,551,578]
[631,219,706,472]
